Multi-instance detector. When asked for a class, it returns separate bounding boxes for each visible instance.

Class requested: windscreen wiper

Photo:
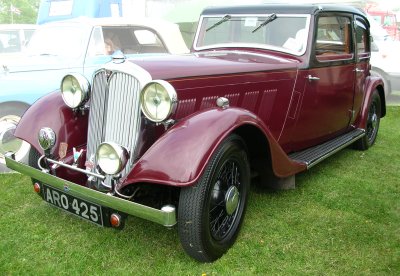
[252,13,277,33]
[206,15,231,32]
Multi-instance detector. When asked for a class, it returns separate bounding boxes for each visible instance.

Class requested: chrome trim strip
[5,154,177,227]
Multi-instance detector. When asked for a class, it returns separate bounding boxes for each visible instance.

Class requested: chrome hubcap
[0,117,19,153]
[225,186,240,215]
[0,115,30,163]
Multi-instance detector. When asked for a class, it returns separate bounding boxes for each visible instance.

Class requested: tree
[0,0,40,24]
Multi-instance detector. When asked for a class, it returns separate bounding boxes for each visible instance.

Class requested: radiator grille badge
[73,147,83,164]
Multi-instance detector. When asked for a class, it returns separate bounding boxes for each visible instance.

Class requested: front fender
[14,91,88,156]
[120,107,305,188]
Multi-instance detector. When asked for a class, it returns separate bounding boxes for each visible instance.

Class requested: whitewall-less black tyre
[355,90,381,150]
[178,134,250,262]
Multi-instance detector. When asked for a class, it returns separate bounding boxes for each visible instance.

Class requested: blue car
[0,17,189,171]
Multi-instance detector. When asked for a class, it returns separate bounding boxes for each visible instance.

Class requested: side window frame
[86,26,106,57]
[312,12,354,64]
[354,16,370,61]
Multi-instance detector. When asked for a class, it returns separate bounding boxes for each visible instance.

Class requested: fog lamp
[96,142,129,175]
[61,73,90,108]
[38,127,56,151]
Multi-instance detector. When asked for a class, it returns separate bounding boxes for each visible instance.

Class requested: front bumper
[5,153,177,227]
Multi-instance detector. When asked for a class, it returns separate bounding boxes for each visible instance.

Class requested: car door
[351,16,371,125]
[290,13,356,150]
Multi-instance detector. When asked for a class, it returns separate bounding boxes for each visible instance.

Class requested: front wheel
[354,90,381,150]
[178,134,250,262]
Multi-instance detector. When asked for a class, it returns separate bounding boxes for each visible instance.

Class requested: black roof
[201,4,366,18]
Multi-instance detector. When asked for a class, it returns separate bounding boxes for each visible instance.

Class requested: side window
[315,15,352,60]
[100,27,167,55]
[87,27,106,56]
[355,19,370,54]
[0,30,20,53]
[133,29,167,53]
[24,29,35,44]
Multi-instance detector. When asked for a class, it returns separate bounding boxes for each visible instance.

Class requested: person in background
[104,38,116,55]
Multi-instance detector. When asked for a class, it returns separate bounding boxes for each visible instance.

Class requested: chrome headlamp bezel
[60,73,90,109]
[96,142,129,176]
[140,80,178,123]
[38,127,56,151]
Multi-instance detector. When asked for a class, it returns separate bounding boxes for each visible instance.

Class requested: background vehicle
[0,24,36,57]
[366,4,399,41]
[368,15,400,96]
[6,4,385,262]
[37,0,123,24]
[370,40,400,97]
[0,17,188,172]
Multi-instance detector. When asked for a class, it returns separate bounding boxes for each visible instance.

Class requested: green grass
[1,107,399,275]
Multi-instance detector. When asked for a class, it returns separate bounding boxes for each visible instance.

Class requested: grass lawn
[0,107,399,275]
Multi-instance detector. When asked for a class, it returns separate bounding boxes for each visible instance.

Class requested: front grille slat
[87,71,108,162]
[87,70,142,187]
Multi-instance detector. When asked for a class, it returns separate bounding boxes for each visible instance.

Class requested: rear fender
[120,107,305,188]
[14,91,88,156]
[356,75,386,129]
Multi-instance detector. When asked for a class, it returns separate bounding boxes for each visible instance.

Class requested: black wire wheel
[178,134,250,262]
[355,90,381,150]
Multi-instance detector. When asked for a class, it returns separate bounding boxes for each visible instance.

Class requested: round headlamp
[61,73,90,108]
[96,142,129,175]
[38,127,56,151]
[140,80,177,123]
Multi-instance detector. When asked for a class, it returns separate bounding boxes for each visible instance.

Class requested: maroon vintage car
[6,4,385,262]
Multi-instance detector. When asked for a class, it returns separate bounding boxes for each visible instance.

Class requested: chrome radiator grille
[86,70,142,186]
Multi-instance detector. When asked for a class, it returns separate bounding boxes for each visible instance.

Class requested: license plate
[42,185,103,226]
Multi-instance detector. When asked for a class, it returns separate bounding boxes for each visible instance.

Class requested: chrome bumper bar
[5,153,176,227]
[40,155,106,180]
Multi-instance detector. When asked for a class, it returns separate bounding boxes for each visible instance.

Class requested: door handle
[355,68,364,73]
[306,75,320,81]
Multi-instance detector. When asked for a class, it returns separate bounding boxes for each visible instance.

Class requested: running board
[289,128,365,169]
